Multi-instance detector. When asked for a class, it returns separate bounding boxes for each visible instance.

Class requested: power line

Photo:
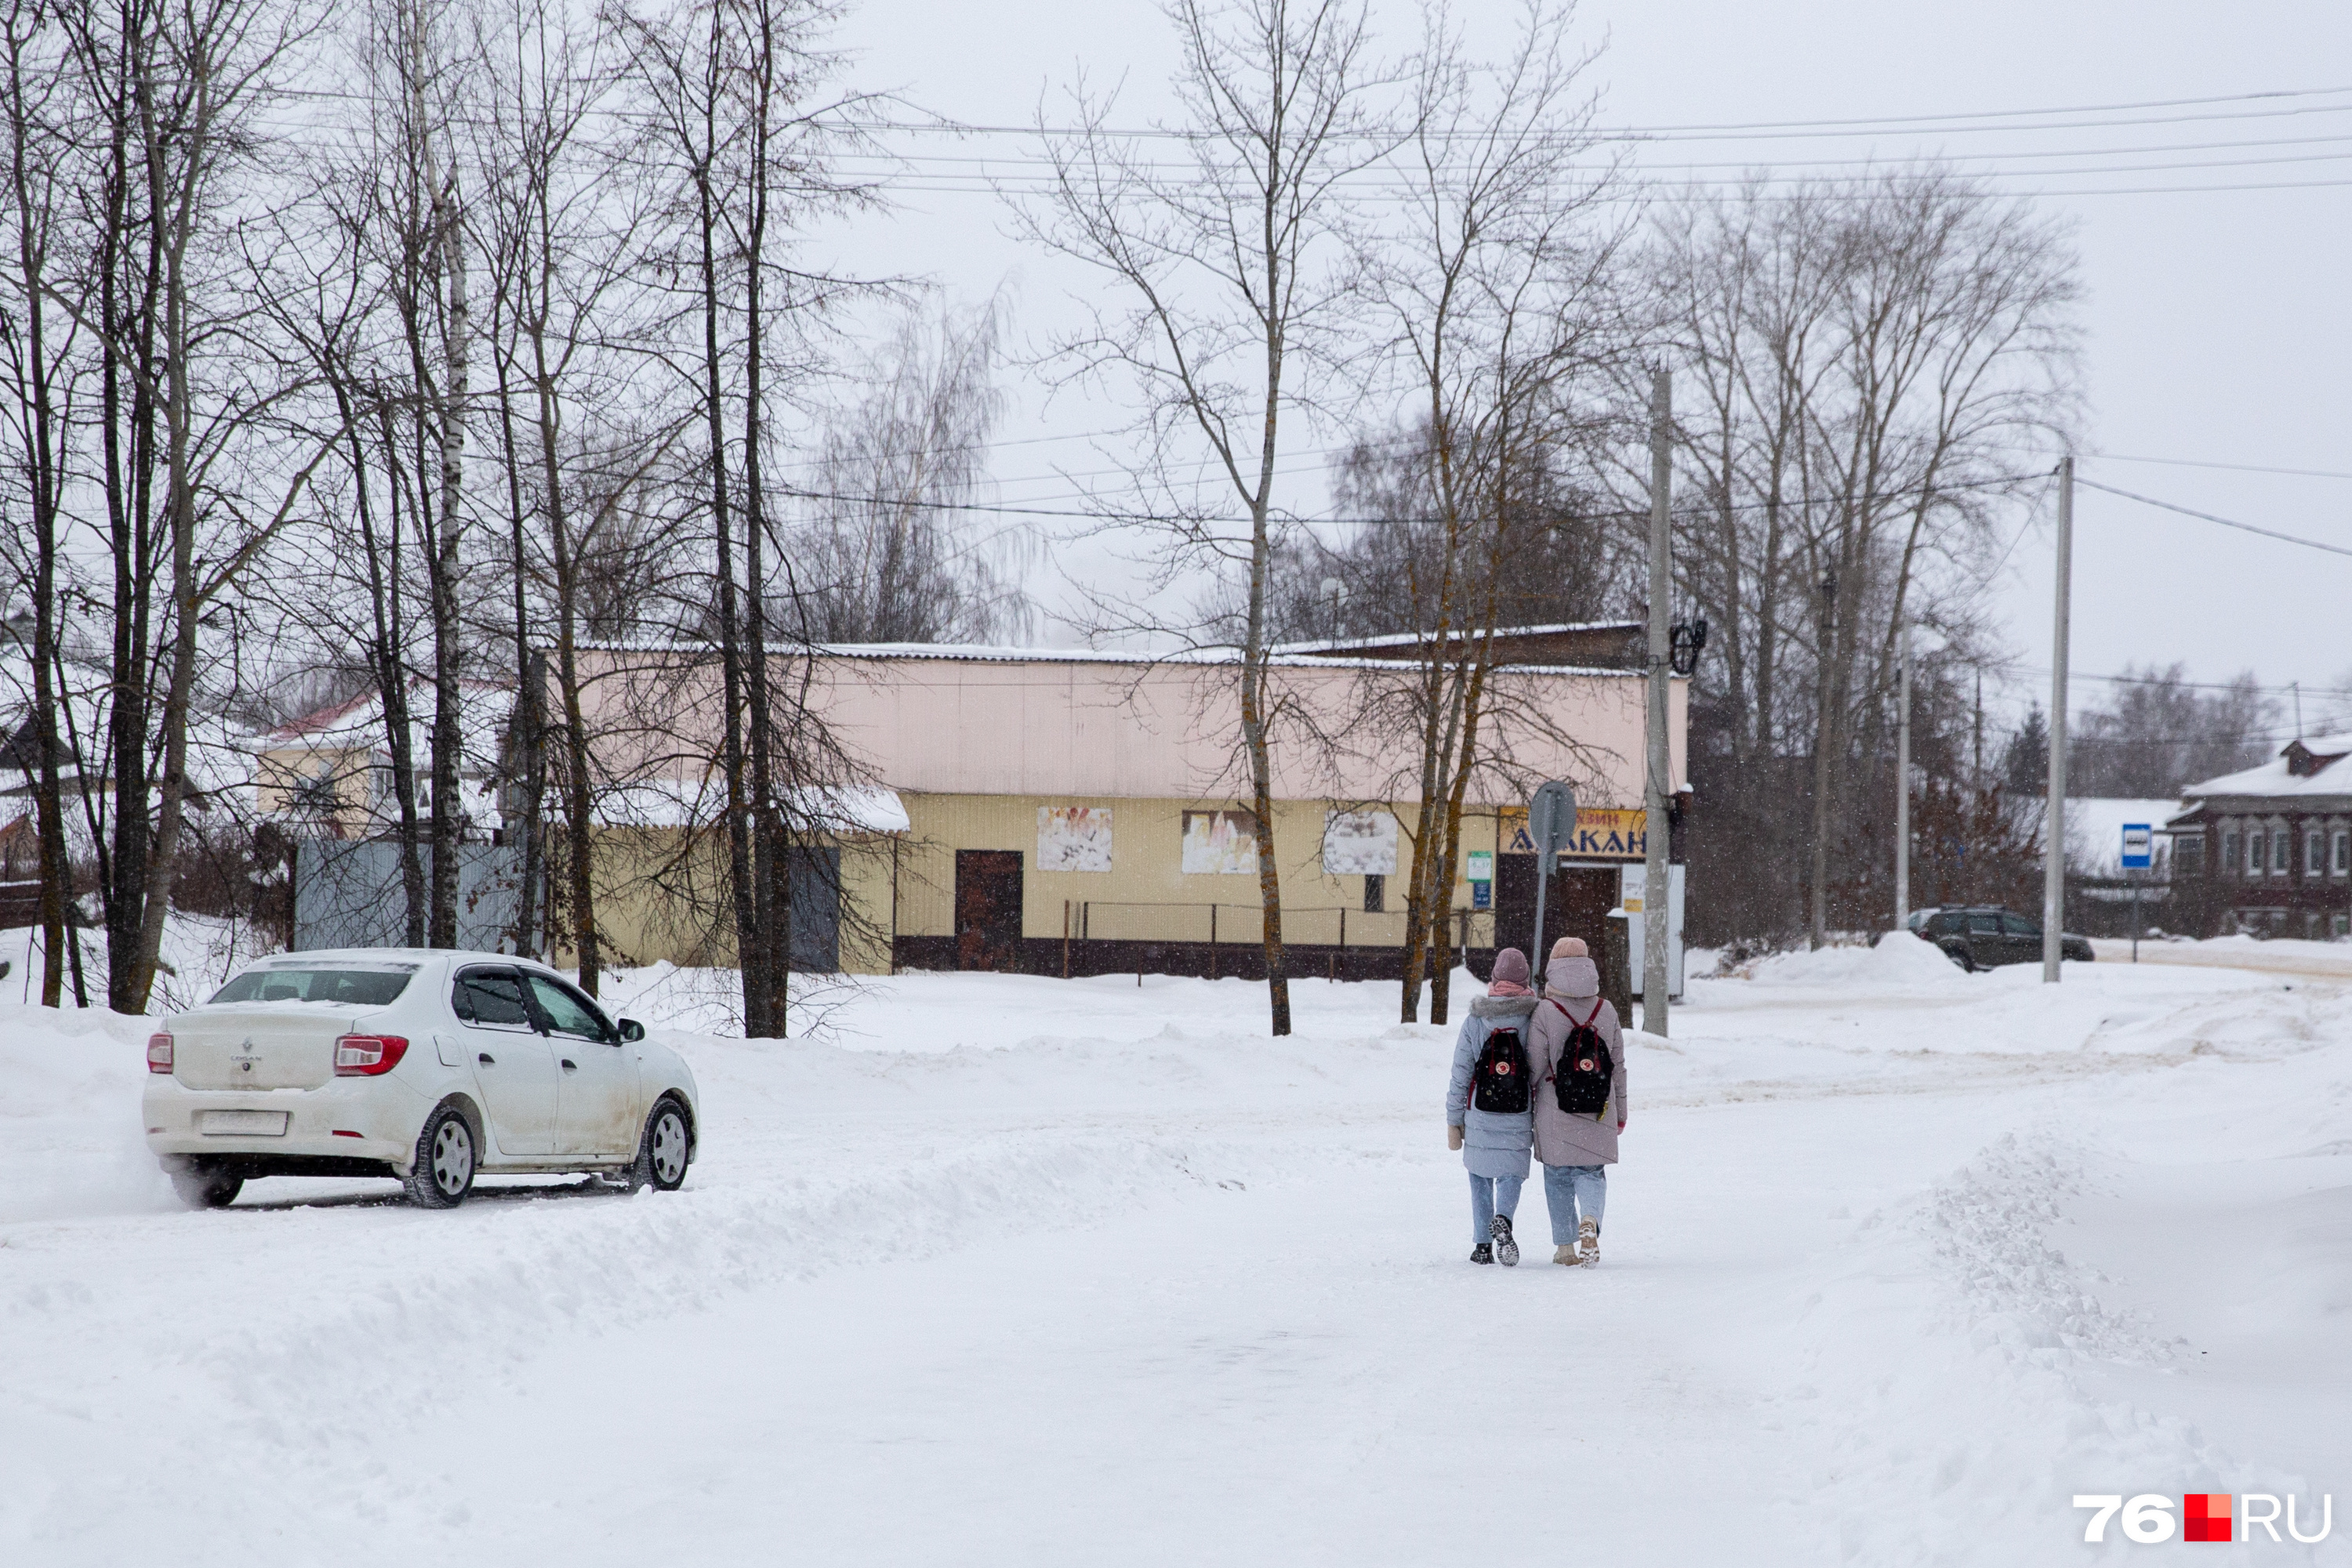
[831,85,2352,145]
[2074,476,2352,558]
[782,468,2040,529]
[2089,452,2352,481]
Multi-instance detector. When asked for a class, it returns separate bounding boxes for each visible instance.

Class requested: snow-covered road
[3,940,2347,1565]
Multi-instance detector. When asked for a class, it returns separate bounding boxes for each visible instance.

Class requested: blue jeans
[1468,1171,1525,1243]
[1543,1163,1606,1244]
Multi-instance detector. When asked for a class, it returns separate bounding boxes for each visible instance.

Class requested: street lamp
[1669,616,1708,677]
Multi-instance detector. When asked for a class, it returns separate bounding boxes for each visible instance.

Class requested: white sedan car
[143,949,699,1210]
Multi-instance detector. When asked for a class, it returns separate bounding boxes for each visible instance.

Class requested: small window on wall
[2336,913,2350,939]
[1363,873,1385,913]
[2336,830,2350,875]
[2309,831,2327,876]
[2273,829,2292,875]
[2178,835,2204,874]
[2223,832,2240,876]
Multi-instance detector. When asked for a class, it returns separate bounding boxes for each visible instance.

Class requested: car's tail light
[147,1033,174,1073]
[333,1035,409,1076]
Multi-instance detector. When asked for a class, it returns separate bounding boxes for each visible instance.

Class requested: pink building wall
[575,644,1684,810]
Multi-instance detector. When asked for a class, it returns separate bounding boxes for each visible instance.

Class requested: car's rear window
[210,967,416,1007]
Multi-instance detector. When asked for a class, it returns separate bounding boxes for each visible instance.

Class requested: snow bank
[1744,929,1973,989]
[0,1004,174,1221]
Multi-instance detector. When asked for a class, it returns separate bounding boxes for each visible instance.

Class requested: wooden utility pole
[2042,456,2073,982]
[1643,366,1672,1035]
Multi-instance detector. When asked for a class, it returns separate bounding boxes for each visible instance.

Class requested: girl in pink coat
[1525,937,1628,1266]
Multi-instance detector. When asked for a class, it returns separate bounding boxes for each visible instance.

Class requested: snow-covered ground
[2,942,2347,1564]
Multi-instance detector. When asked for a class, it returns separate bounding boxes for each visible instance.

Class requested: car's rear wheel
[405,1105,475,1209]
[634,1097,691,1192]
[167,1161,242,1210]
[1940,942,1975,972]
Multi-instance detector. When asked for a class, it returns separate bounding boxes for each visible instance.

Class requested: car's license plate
[201,1109,289,1136]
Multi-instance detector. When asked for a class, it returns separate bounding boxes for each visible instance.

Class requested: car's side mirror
[618,1018,645,1044]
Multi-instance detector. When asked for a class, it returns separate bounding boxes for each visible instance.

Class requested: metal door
[1494,855,1618,964]
[955,850,1024,972]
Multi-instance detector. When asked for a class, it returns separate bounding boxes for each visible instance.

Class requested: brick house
[2165,734,2352,938]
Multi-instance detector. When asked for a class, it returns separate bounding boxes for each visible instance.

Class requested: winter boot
[1470,1242,1494,1265]
[1490,1214,1519,1268]
[1575,1216,1600,1268]
[1552,1244,1577,1265]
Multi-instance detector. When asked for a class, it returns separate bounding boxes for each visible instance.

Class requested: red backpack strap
[1577,999,1604,1030]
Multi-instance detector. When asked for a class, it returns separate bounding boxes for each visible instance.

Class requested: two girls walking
[1444,938,1628,1267]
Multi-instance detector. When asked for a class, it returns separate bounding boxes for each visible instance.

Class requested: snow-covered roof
[260,676,516,757]
[2181,732,2352,803]
[560,637,1651,681]
[593,779,908,835]
[1268,620,1644,657]
[0,643,257,807]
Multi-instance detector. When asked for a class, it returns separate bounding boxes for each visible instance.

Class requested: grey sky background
[813,0,2352,734]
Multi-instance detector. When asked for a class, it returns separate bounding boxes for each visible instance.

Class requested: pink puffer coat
[1526,955,1627,1167]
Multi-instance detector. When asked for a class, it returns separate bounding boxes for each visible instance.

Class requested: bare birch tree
[1350,0,1629,1022]
[797,299,1029,643]
[1022,0,1391,1036]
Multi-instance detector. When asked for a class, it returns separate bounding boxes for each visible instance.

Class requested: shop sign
[1502,806,1647,862]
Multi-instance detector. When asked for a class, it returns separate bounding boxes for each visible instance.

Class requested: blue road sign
[2120,823,2154,870]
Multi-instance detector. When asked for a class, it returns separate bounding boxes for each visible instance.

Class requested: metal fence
[292,840,521,953]
[1065,900,1492,951]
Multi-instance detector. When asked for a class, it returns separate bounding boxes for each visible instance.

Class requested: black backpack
[1470,1025,1530,1115]
[1550,1000,1613,1119]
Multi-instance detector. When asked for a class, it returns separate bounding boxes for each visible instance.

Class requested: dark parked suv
[1912,906,2093,971]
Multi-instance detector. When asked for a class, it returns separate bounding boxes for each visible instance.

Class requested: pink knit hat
[1550,936,1588,959]
[1490,947,1530,987]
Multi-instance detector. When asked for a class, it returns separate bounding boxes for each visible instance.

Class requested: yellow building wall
[889,792,1507,956]
[546,826,901,976]
[255,745,379,837]
[541,795,1515,978]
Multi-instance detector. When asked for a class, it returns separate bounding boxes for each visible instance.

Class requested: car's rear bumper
[143,1076,426,1172]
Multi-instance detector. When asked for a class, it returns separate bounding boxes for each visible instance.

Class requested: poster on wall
[1181,810,1261,875]
[1322,809,1398,876]
[1036,805,1114,873]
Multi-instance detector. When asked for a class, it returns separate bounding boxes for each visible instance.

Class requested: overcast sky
[815,0,2352,737]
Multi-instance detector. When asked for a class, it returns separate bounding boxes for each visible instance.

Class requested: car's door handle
[561,1058,578,1071]
[478,1053,495,1065]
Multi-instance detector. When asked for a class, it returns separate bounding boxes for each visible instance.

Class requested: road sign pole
[1526,781,1575,970]
[2118,822,2154,964]
[1530,848,1549,975]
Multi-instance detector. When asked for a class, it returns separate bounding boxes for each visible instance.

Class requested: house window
[2336,913,2350,939]
[2273,829,2292,875]
[2309,830,2327,877]
[1362,873,1385,913]
[2336,830,2349,876]
[2223,831,2241,877]
[2178,835,2204,874]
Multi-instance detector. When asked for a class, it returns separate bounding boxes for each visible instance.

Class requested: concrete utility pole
[1644,366,1672,1035]
[1895,621,1911,931]
[2042,456,2074,983]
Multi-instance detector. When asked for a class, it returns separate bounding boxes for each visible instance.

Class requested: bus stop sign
[2120,823,2153,871]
